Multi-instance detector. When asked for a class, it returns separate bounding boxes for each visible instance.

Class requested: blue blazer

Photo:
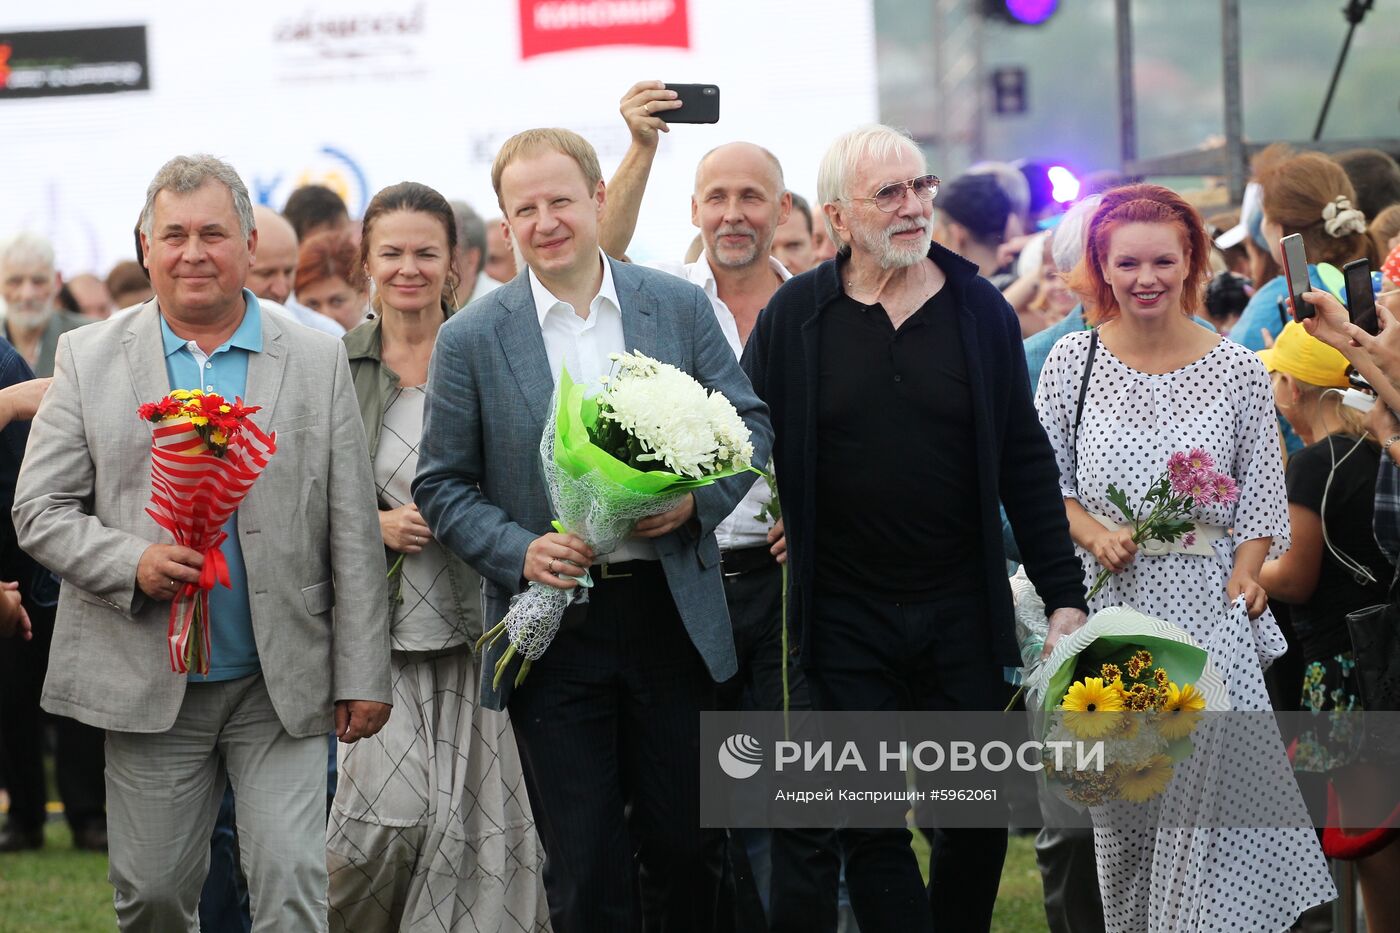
[414,257,774,710]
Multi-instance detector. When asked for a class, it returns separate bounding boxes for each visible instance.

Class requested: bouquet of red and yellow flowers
[138,389,276,674]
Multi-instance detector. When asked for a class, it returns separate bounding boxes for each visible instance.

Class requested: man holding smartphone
[599,81,842,933]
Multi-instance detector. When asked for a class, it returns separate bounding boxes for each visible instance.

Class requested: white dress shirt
[528,251,655,563]
[649,251,789,551]
[468,270,501,305]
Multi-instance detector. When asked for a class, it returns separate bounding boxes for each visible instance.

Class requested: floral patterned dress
[1036,331,1335,933]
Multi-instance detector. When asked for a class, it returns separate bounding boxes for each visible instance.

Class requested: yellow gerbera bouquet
[1023,607,1227,808]
[1050,649,1209,804]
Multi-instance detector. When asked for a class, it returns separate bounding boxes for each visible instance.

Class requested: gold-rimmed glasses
[847,174,941,212]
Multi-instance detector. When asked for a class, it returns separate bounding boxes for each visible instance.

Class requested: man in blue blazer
[414,128,773,933]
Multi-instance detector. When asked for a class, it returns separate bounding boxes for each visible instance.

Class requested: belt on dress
[1088,512,1226,557]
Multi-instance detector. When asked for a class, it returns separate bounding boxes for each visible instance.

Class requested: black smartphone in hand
[1280,233,1313,321]
[1344,258,1378,336]
[665,84,720,124]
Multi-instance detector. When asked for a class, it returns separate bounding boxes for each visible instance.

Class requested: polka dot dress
[1035,331,1337,932]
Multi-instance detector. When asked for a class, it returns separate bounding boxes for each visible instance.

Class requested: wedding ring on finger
[548,558,558,575]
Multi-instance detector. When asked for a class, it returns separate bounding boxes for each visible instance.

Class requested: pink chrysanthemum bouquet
[1087,448,1240,601]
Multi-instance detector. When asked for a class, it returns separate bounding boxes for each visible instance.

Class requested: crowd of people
[3,77,1400,933]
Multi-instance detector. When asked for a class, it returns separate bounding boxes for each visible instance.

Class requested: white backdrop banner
[1,1,877,277]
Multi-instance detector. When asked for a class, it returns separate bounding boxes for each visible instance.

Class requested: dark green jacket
[344,316,484,646]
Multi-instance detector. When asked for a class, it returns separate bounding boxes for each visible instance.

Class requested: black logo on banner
[0,25,150,100]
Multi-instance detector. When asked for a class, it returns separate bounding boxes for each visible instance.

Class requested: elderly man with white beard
[0,234,106,855]
[0,234,88,377]
[741,124,1089,933]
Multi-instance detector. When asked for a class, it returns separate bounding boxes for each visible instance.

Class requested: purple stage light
[1004,0,1059,25]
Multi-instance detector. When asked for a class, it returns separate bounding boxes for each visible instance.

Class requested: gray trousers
[105,673,329,933]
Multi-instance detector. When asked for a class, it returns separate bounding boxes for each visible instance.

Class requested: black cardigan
[741,242,1088,667]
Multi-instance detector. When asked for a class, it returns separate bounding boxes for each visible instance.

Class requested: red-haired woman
[1034,184,1335,930]
[293,230,371,332]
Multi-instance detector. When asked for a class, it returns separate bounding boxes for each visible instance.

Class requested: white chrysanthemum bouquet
[477,352,759,690]
[590,352,755,479]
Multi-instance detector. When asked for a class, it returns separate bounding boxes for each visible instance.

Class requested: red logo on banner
[0,45,12,88]
[519,0,689,59]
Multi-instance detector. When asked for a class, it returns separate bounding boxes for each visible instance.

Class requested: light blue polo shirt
[159,291,262,682]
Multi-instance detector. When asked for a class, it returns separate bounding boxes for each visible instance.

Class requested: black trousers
[0,598,106,835]
[804,588,1010,933]
[715,551,841,933]
[509,562,724,933]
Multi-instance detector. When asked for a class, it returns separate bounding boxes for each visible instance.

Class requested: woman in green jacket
[326,182,547,932]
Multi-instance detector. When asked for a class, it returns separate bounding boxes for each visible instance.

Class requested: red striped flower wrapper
[138,390,276,674]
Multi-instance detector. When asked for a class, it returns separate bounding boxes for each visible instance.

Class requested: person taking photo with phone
[597,79,844,933]
[1230,145,1373,354]
[1255,323,1400,933]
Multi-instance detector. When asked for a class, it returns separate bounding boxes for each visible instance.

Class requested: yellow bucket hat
[1257,321,1350,388]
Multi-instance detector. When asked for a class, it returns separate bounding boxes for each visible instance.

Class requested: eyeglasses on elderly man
[847,174,941,213]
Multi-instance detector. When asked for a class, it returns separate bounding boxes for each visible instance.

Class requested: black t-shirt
[812,284,982,600]
[1285,433,1393,659]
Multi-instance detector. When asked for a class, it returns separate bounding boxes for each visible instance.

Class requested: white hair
[816,124,925,247]
[0,232,56,273]
[1050,194,1104,274]
[139,154,255,240]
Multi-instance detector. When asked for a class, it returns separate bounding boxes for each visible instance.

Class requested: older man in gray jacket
[13,154,390,933]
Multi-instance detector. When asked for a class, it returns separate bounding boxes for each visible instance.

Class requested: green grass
[912,829,1049,932]
[992,836,1051,932]
[0,823,1051,932]
[0,823,112,933]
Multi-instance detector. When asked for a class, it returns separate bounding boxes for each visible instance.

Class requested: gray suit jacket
[413,259,773,710]
[12,297,391,736]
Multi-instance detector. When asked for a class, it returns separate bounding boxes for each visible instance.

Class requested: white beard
[851,218,932,270]
[0,297,56,333]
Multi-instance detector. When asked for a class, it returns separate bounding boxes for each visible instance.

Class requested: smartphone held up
[1343,258,1378,337]
[664,83,720,124]
[1279,233,1313,321]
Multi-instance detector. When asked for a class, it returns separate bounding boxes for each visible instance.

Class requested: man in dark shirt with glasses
[743,124,1088,933]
